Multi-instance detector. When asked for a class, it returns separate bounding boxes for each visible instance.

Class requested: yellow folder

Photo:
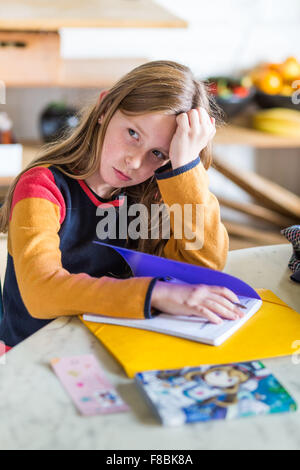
[80,289,300,378]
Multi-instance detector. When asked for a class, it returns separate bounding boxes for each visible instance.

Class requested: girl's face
[98,110,177,188]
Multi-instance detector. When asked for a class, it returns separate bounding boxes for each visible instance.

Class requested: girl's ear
[97,89,109,106]
[97,90,109,124]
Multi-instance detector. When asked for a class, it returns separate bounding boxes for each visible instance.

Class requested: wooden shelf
[0,30,151,88]
[214,109,300,148]
[0,0,187,30]
[214,123,300,148]
[6,56,150,88]
[56,58,150,88]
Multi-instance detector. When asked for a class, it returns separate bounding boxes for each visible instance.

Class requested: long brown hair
[0,60,222,256]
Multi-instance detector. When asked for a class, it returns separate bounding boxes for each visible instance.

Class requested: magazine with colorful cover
[135,361,297,426]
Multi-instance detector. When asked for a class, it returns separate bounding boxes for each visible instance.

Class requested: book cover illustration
[135,361,297,426]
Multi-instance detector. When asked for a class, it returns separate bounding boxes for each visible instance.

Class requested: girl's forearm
[156,158,229,270]
[9,198,157,321]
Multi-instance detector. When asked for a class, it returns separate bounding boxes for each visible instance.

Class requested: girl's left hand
[169,107,216,170]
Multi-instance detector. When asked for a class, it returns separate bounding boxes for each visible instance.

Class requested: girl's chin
[103,176,130,189]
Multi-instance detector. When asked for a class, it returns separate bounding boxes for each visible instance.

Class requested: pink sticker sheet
[51,354,129,416]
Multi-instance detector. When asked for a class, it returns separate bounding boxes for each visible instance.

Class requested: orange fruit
[280,57,300,81]
[280,85,294,96]
[258,70,283,94]
[267,62,281,72]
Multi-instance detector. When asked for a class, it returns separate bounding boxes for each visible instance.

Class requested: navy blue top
[0,157,201,348]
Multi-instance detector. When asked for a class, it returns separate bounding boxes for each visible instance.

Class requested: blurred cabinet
[0,31,59,86]
[0,0,187,88]
[0,0,187,31]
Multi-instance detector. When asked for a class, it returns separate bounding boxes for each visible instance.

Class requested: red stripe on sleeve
[10,166,66,224]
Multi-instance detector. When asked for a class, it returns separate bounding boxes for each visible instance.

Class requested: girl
[0,60,243,349]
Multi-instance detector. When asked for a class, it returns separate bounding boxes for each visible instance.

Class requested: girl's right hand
[151,281,245,324]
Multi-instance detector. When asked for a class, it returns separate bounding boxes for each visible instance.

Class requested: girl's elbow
[26,302,56,320]
[214,256,227,272]
[21,291,57,320]
[216,228,229,271]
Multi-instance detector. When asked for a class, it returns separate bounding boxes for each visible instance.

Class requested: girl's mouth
[113,167,132,181]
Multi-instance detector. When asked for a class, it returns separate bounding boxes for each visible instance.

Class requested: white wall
[157,0,300,75]
[60,0,300,78]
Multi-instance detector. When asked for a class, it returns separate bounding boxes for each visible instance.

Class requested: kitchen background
[1,0,300,251]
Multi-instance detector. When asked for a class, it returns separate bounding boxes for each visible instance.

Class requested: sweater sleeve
[8,167,160,320]
[154,157,229,271]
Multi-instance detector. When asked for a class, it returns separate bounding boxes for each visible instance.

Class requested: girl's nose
[125,153,143,170]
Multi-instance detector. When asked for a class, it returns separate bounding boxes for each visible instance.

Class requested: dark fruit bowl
[206,76,256,120]
[215,87,256,119]
[255,89,300,110]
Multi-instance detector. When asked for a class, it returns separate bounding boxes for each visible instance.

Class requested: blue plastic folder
[93,241,261,300]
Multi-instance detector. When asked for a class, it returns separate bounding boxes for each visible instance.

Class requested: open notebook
[83,242,262,346]
[84,294,261,346]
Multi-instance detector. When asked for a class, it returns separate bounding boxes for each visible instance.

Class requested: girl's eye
[128,129,167,161]
[128,128,139,139]
[152,149,165,160]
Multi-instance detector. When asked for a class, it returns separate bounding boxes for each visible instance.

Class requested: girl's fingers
[188,109,200,133]
[178,109,216,137]
[209,126,217,140]
[192,306,223,324]
[203,299,241,320]
[197,108,215,138]
[184,287,244,319]
[200,285,240,304]
[208,294,245,318]
[176,113,189,132]
[170,298,223,324]
[198,107,211,127]
[210,117,216,135]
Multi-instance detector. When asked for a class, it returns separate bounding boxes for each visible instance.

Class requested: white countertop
[0,244,299,450]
